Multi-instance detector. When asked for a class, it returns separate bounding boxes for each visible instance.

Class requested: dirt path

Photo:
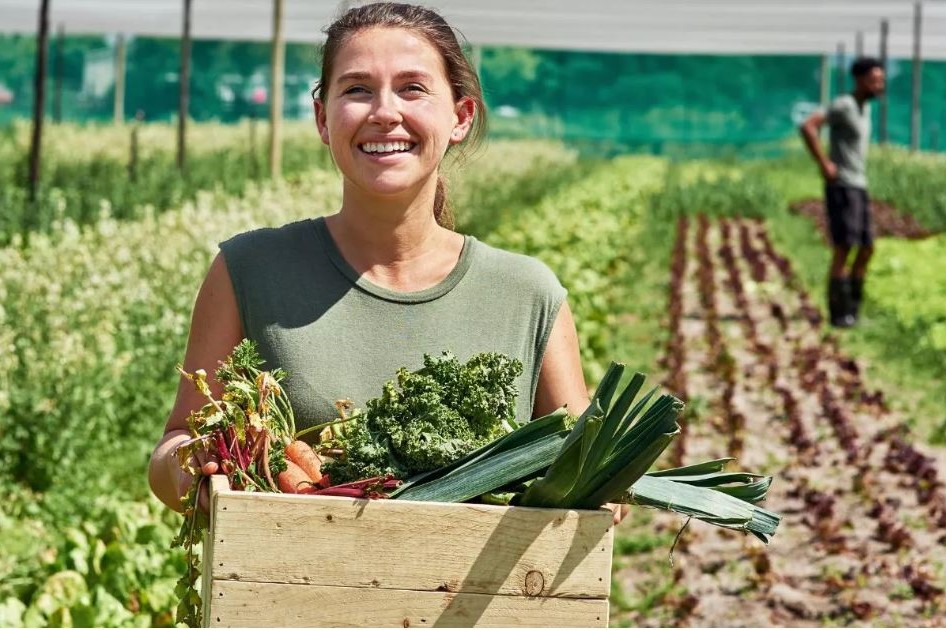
[611,216,946,628]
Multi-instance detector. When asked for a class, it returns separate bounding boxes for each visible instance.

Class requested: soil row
[612,215,946,627]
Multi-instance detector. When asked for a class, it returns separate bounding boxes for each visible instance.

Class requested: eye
[342,85,369,95]
[402,83,428,95]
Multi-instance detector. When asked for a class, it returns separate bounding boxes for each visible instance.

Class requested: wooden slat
[202,476,229,625]
[207,581,609,628]
[209,491,612,599]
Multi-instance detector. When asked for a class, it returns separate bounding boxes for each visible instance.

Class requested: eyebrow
[335,70,434,84]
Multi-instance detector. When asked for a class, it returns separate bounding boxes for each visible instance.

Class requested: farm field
[610,215,946,626]
[0,123,944,627]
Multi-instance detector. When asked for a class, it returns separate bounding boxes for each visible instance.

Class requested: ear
[314,99,330,145]
[449,96,476,145]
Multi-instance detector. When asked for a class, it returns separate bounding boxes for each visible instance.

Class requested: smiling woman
[148,2,592,520]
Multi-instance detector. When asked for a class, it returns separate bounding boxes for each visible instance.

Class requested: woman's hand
[606,502,630,525]
[180,449,220,514]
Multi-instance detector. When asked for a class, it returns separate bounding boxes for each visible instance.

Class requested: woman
[149,2,610,518]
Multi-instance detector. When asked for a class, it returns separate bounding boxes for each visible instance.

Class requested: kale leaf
[323,352,523,484]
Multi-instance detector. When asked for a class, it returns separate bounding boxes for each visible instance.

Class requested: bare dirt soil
[789,198,936,242]
[610,216,946,628]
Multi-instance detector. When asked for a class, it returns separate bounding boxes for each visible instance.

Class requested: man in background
[799,57,886,328]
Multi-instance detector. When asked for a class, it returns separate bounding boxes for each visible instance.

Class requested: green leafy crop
[323,352,522,484]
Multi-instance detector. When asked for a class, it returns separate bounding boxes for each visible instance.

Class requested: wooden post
[879,18,889,144]
[855,31,864,58]
[178,0,192,171]
[54,24,64,123]
[250,113,258,178]
[836,42,846,96]
[28,0,51,202]
[820,53,830,108]
[129,110,144,181]
[911,0,923,152]
[269,0,285,178]
[114,34,126,124]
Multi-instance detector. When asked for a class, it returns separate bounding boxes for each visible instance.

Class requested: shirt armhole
[529,286,568,412]
[218,242,251,342]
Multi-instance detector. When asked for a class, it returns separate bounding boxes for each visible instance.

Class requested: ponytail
[433,176,454,230]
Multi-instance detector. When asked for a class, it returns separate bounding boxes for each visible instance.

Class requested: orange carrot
[277,460,316,494]
[285,440,324,485]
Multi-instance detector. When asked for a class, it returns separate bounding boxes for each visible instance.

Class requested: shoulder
[469,237,565,297]
[828,95,855,115]
[219,219,315,266]
[221,219,312,253]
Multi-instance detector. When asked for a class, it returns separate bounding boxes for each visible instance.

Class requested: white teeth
[361,141,413,154]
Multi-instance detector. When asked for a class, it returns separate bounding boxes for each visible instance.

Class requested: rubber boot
[828,277,856,328]
[849,277,864,322]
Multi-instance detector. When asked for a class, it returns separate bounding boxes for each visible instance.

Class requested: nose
[368,91,402,127]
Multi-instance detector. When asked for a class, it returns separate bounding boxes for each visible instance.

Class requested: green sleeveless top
[219,217,567,432]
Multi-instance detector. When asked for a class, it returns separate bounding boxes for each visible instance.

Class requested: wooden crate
[202,475,614,627]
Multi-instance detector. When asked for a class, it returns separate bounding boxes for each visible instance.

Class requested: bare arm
[799,110,838,182]
[148,253,244,512]
[533,300,589,417]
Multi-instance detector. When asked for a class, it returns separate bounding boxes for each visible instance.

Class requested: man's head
[851,57,886,99]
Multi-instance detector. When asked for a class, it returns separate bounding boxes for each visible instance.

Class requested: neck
[853,89,871,106]
[327,174,454,274]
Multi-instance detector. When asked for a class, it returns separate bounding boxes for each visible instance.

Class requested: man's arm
[799,110,838,182]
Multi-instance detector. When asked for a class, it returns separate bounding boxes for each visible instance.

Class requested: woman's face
[315,26,474,202]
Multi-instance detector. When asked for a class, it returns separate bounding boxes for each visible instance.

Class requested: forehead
[333,26,446,75]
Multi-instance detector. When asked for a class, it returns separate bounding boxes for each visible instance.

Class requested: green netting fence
[1,33,944,157]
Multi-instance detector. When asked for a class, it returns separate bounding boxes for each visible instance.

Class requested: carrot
[277,460,317,494]
[285,440,324,485]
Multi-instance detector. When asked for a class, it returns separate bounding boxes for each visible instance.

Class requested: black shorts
[825,184,873,247]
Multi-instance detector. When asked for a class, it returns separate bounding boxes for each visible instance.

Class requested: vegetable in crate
[393,362,781,542]
[171,340,318,626]
[317,351,523,484]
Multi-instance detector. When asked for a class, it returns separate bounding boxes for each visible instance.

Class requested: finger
[197,482,211,514]
[201,460,220,476]
[194,448,220,469]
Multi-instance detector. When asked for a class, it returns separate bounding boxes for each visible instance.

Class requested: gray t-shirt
[220,217,567,431]
[826,94,871,189]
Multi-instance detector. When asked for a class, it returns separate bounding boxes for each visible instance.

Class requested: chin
[360,179,421,198]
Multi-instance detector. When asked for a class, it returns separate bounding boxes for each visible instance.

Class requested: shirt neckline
[310,216,476,304]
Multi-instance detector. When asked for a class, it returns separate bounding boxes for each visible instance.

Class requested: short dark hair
[851,57,883,78]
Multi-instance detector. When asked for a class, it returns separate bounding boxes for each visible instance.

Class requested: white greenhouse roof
[2,0,946,60]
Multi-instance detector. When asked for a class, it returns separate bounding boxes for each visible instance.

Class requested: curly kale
[323,352,523,484]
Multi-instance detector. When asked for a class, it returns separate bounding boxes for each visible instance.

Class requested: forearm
[799,125,830,171]
[148,429,191,513]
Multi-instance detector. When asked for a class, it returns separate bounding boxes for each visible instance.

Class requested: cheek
[327,105,367,140]
[407,101,457,140]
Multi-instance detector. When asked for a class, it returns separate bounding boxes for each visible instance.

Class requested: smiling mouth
[359,141,417,155]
